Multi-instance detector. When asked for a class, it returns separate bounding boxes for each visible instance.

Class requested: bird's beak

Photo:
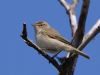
[32,24,35,27]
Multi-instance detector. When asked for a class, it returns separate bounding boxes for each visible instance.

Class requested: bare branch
[59,0,78,36]
[78,0,90,31]
[20,23,61,72]
[66,1,90,75]
[58,0,90,75]
[72,0,90,47]
[71,19,100,73]
[72,19,100,57]
[78,19,100,50]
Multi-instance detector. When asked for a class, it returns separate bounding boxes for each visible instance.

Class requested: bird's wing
[44,28,71,45]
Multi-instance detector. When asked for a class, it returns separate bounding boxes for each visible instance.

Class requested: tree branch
[72,0,90,46]
[58,0,90,75]
[78,19,100,50]
[20,23,61,72]
[59,0,78,36]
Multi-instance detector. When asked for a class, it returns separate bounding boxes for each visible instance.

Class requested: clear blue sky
[0,0,100,75]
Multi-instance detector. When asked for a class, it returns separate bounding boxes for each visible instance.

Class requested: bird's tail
[73,48,90,59]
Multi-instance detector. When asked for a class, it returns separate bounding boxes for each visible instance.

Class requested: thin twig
[59,0,78,36]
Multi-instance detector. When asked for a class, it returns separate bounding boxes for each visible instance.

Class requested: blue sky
[0,0,100,75]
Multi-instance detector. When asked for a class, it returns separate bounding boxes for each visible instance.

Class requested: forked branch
[59,0,78,36]
[58,0,90,75]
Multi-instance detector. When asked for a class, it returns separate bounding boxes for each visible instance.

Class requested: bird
[33,21,90,59]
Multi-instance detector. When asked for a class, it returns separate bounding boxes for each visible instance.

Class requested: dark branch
[72,0,90,47]
[66,0,90,75]
[20,23,61,72]
[70,0,90,57]
[59,0,90,75]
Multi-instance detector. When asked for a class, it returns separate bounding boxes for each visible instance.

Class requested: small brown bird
[33,21,89,59]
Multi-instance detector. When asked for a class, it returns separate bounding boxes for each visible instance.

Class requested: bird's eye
[39,24,45,26]
[38,25,43,26]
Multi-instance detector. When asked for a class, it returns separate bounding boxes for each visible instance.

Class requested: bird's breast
[36,34,66,53]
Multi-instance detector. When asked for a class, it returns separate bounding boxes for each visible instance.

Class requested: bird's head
[33,21,50,33]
